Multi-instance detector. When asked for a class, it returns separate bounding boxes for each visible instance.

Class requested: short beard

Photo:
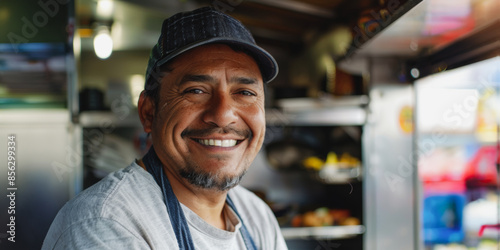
[179,166,247,192]
[178,126,252,191]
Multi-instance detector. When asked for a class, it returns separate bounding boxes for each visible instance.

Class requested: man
[42,6,287,250]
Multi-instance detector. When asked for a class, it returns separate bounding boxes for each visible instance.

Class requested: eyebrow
[179,74,215,86]
[179,74,259,86]
[230,76,258,85]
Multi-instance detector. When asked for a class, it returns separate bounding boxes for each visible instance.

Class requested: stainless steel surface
[266,107,367,126]
[281,225,365,240]
[0,109,82,249]
[353,0,500,58]
[363,85,416,250]
[79,110,141,128]
[266,95,368,126]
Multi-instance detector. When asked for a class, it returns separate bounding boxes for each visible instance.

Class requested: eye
[237,90,256,96]
[184,88,205,94]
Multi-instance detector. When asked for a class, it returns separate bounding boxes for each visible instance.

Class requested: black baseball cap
[145,7,279,89]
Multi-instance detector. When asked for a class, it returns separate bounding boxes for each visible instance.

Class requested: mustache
[181,126,252,139]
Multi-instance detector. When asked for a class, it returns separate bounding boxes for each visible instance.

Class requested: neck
[137,159,228,230]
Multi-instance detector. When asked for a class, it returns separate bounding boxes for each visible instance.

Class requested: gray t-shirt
[42,162,288,250]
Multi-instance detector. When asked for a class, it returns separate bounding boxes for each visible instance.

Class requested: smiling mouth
[196,139,239,147]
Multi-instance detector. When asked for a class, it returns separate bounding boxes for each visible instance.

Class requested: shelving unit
[281,225,365,240]
[311,166,362,184]
[79,110,141,128]
[260,97,367,247]
[266,95,368,126]
[78,110,145,188]
[266,107,367,126]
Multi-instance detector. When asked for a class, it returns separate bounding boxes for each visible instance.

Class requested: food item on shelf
[291,214,303,227]
[325,152,339,166]
[303,156,324,171]
[339,152,361,168]
[341,217,361,226]
[291,207,360,227]
[329,209,350,222]
[303,151,362,184]
[303,207,334,227]
[302,211,325,227]
[302,151,361,171]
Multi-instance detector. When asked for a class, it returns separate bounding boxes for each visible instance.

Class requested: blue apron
[143,147,257,250]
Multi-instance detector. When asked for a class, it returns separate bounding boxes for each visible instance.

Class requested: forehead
[167,44,262,77]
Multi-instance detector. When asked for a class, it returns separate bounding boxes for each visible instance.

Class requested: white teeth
[198,139,237,147]
[221,140,232,147]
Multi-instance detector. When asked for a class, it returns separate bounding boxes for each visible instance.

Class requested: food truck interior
[0,0,499,249]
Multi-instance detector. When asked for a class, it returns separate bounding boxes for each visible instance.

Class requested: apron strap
[143,147,257,250]
[143,147,196,250]
[226,195,258,250]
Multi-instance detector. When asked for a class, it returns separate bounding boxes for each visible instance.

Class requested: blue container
[423,194,466,244]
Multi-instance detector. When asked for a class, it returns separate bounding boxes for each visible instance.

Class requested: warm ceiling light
[129,74,145,107]
[97,0,114,18]
[73,32,81,58]
[78,28,93,38]
[93,27,113,59]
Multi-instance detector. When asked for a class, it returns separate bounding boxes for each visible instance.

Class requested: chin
[180,163,248,191]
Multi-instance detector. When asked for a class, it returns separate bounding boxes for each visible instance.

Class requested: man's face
[144,44,266,191]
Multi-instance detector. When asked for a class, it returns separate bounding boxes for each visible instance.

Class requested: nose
[202,91,238,128]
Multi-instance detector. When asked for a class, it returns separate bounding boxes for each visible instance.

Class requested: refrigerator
[415,57,500,249]
[353,0,500,248]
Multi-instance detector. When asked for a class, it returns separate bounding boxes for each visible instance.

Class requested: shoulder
[228,186,288,249]
[229,186,267,208]
[228,185,273,221]
[227,187,275,230]
[63,162,159,218]
[43,162,164,249]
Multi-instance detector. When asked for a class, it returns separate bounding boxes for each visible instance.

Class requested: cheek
[152,97,191,141]
[244,104,266,142]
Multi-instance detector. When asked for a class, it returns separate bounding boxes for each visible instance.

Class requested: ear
[138,91,155,133]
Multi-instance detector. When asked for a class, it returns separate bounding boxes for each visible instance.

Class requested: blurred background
[0,0,499,249]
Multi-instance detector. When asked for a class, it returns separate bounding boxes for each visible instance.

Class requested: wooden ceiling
[193,0,382,52]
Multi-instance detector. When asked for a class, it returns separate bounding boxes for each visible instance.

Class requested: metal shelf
[266,96,368,126]
[266,107,366,126]
[79,111,141,128]
[310,166,362,184]
[280,225,365,240]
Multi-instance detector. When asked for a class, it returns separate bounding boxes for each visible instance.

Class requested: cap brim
[155,37,279,84]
